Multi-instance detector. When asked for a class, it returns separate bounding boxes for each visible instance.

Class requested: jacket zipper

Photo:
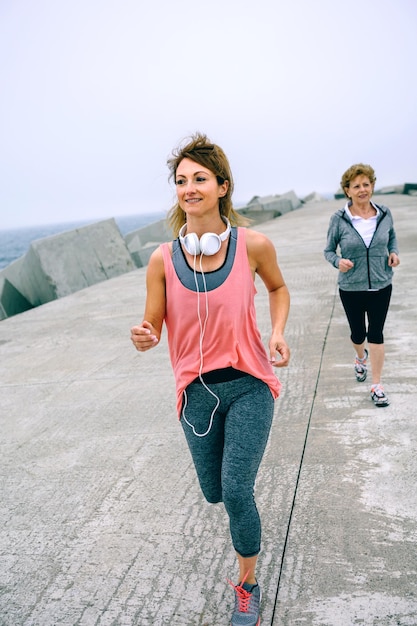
[341,208,387,289]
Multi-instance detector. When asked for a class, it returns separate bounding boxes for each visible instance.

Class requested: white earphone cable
[181,251,220,437]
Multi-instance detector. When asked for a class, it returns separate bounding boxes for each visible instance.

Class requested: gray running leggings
[180,374,274,558]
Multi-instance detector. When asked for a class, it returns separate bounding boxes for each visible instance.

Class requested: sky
[1,0,416,229]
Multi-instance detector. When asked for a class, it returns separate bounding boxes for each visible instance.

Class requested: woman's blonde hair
[167,132,250,236]
[341,163,377,198]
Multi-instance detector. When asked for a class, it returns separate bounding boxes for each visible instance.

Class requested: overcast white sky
[1,0,416,229]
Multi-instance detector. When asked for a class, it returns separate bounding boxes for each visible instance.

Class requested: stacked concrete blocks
[0,219,135,320]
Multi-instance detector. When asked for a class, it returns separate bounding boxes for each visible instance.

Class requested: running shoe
[354,349,368,382]
[371,384,390,407]
[228,573,261,626]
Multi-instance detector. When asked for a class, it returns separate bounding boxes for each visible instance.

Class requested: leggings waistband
[191,367,250,385]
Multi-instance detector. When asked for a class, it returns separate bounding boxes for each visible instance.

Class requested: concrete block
[0,257,28,319]
[278,190,302,211]
[247,195,279,211]
[246,191,301,214]
[404,183,417,195]
[8,219,136,308]
[238,209,280,224]
[124,218,171,268]
[135,244,160,267]
[0,277,33,319]
[377,185,405,195]
[302,192,326,203]
[124,218,171,251]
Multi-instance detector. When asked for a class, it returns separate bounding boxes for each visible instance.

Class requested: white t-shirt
[344,201,379,248]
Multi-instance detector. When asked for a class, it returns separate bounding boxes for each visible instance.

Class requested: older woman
[324,163,400,407]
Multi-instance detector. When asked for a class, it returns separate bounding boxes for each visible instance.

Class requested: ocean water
[0,212,167,270]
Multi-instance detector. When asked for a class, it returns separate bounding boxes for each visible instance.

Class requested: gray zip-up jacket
[324,202,399,291]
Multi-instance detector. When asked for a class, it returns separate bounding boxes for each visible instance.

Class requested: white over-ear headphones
[179,217,231,256]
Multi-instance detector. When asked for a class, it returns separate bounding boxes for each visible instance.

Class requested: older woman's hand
[338,258,354,273]
[388,253,400,267]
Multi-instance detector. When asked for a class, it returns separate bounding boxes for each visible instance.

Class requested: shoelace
[355,349,368,366]
[371,384,385,398]
[234,585,251,612]
[227,571,256,614]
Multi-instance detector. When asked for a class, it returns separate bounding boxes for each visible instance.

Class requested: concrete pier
[0,194,416,625]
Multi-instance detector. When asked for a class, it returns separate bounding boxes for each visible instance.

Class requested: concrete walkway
[1,194,416,626]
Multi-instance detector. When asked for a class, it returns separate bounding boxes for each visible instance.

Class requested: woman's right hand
[338,258,354,273]
[131,320,159,352]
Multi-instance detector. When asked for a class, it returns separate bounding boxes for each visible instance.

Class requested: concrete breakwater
[1,184,415,321]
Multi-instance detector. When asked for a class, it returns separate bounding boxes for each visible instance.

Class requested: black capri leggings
[339,284,392,345]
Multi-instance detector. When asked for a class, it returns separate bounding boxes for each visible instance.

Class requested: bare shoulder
[147,244,169,279]
[244,228,277,259]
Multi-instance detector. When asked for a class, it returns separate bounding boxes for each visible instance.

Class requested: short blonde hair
[341,163,376,198]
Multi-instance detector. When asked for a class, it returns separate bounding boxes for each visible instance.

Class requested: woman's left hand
[388,252,400,267]
[269,334,290,368]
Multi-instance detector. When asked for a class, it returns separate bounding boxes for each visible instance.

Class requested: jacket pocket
[340,256,366,285]
[370,255,392,283]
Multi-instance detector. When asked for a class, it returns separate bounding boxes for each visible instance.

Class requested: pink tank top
[161,227,282,416]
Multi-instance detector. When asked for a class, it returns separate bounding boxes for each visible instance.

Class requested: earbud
[179,217,231,256]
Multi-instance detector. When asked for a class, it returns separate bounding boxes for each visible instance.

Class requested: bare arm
[130,247,166,351]
[246,230,290,367]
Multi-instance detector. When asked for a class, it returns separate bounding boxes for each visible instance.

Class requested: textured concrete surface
[0,195,416,625]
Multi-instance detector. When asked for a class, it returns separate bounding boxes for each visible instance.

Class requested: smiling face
[175,158,229,218]
[345,174,374,204]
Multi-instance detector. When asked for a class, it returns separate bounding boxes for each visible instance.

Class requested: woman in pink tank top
[131,133,290,625]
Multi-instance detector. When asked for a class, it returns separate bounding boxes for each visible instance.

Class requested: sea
[0,212,167,271]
